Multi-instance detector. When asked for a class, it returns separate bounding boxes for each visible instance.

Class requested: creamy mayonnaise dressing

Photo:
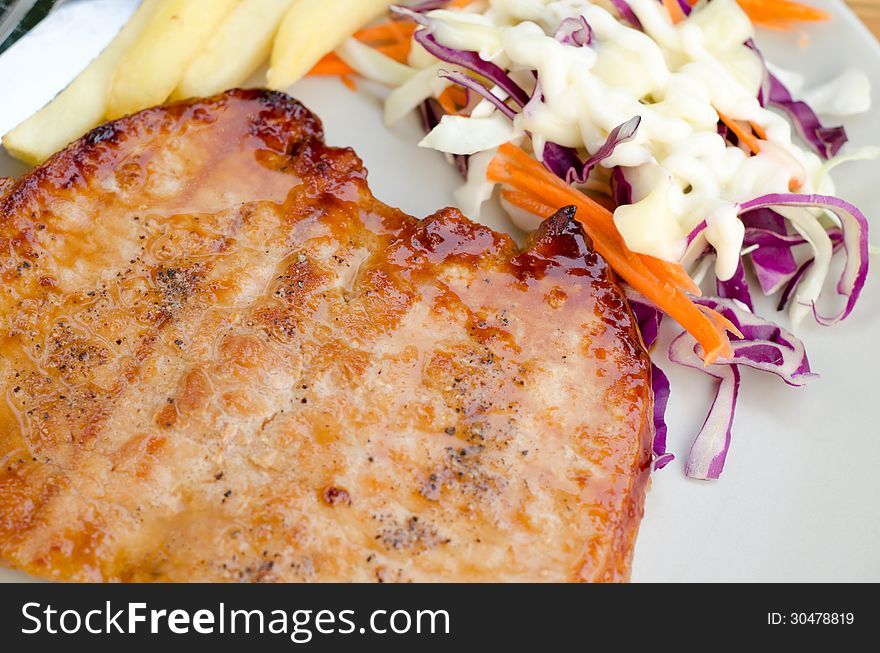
[404,0,855,281]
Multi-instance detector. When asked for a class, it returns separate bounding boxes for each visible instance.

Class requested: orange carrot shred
[306,0,510,85]
[717,111,762,155]
[641,254,702,297]
[749,121,767,141]
[436,87,461,115]
[698,305,744,340]
[491,145,699,294]
[736,0,829,28]
[489,143,734,363]
[498,163,700,297]
[340,76,357,92]
[307,15,416,80]
[355,20,416,47]
[662,0,686,23]
[500,188,558,217]
[309,54,356,77]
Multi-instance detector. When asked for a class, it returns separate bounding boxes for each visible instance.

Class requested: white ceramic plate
[1,0,878,582]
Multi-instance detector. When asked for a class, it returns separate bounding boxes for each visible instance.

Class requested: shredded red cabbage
[554,15,592,47]
[741,209,800,295]
[675,0,693,16]
[694,297,816,387]
[412,29,531,106]
[610,0,643,29]
[687,219,707,245]
[671,297,817,479]
[716,260,753,310]
[650,364,674,470]
[747,39,848,159]
[610,167,633,206]
[629,296,674,470]
[542,116,641,184]
[682,193,863,327]
[738,194,869,324]
[655,0,693,16]
[671,336,739,481]
[670,304,737,483]
[405,0,454,12]
[630,297,663,350]
[766,74,848,160]
[439,70,516,119]
[390,4,430,24]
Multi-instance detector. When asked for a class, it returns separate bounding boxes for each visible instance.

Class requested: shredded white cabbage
[419,112,521,154]
[373,0,873,297]
[337,38,417,87]
[385,62,455,126]
[803,70,872,117]
[455,147,502,219]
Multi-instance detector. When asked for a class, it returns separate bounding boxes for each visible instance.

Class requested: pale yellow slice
[2,0,161,165]
[174,0,295,100]
[106,0,239,120]
[267,0,394,90]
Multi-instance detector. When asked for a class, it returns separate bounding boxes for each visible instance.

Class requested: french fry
[174,0,295,100]
[106,0,238,120]
[267,0,394,90]
[1,0,161,165]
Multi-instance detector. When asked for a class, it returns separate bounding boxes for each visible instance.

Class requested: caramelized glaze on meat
[0,89,652,582]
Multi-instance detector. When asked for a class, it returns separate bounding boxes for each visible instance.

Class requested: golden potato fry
[174,0,295,100]
[106,0,238,119]
[2,0,161,165]
[267,0,394,90]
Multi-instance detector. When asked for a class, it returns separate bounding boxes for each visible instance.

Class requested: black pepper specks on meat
[323,486,351,506]
[374,514,447,553]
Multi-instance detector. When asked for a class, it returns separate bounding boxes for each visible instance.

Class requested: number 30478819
[768,613,855,625]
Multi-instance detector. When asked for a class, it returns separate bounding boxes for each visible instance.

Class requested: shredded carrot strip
[749,121,767,141]
[498,145,700,295]
[308,16,416,78]
[489,143,734,363]
[434,86,468,114]
[698,305,743,340]
[662,0,686,23]
[717,111,762,155]
[436,88,458,114]
[502,170,699,296]
[640,254,702,297]
[736,0,829,27]
[387,42,413,63]
[689,0,827,29]
[309,54,355,76]
[495,144,620,241]
[500,145,643,243]
[308,39,412,78]
[500,188,558,217]
[355,20,416,47]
